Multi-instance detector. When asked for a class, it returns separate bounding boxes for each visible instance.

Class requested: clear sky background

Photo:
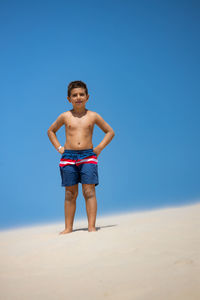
[1,0,200,230]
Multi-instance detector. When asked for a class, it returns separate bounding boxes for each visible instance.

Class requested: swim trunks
[59,148,99,187]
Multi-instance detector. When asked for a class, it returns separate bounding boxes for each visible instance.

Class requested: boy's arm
[94,113,115,157]
[47,113,65,152]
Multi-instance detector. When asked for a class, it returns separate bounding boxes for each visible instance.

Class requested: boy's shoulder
[85,110,101,120]
[86,110,101,118]
[86,110,98,116]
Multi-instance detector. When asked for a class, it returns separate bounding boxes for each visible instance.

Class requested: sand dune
[0,203,200,300]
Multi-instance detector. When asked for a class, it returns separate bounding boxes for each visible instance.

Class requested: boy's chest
[65,115,94,131]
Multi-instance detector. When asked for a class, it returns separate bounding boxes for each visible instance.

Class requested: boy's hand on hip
[58,147,65,154]
[93,146,102,158]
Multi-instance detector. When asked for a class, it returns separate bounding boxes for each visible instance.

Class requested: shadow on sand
[72,224,118,232]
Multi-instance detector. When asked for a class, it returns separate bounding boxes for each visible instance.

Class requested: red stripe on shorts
[59,155,98,167]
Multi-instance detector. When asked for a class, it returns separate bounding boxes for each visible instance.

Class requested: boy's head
[67,80,89,108]
[67,80,88,97]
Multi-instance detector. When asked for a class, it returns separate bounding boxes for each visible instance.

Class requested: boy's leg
[82,184,97,232]
[59,184,78,234]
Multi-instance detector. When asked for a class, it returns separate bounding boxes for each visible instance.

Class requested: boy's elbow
[111,130,115,137]
[47,129,52,136]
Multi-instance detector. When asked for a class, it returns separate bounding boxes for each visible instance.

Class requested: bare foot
[88,227,97,232]
[59,228,73,235]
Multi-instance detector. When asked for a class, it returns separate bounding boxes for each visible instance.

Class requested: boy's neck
[71,107,87,116]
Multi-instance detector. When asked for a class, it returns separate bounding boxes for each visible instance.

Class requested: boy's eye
[72,93,85,97]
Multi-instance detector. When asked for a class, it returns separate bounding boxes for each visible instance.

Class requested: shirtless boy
[47,80,115,234]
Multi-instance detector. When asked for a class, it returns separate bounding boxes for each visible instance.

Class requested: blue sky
[1,0,200,230]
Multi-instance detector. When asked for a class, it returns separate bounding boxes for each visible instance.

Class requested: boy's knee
[82,185,95,199]
[65,186,78,201]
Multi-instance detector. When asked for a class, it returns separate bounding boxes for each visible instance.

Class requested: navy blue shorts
[59,149,99,187]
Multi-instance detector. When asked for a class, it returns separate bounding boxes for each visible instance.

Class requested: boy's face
[67,88,89,108]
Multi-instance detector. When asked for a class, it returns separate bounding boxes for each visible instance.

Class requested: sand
[0,202,200,300]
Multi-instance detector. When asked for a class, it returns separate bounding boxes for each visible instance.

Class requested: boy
[47,81,115,234]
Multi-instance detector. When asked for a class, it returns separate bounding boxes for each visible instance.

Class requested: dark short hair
[67,80,88,97]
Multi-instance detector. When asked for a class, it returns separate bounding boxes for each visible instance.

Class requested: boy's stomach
[64,139,93,150]
[64,126,94,150]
